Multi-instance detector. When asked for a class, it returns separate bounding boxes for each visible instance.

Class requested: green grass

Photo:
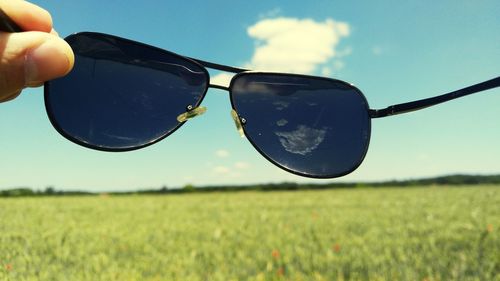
[0,186,499,280]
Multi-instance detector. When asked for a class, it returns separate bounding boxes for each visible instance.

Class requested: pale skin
[0,0,74,103]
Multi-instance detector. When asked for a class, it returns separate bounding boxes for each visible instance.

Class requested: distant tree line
[368,174,500,187]
[1,174,499,197]
[0,186,93,197]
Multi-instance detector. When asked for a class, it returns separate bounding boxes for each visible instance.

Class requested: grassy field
[0,186,498,280]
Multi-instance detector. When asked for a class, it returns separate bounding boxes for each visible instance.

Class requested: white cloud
[211,165,246,178]
[259,7,282,19]
[215,149,230,158]
[336,47,352,58]
[213,166,230,174]
[246,17,350,74]
[321,60,345,77]
[321,67,332,77]
[333,60,345,71]
[209,17,351,87]
[234,162,250,169]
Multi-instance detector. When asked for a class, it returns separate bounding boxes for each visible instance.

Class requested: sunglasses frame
[44,32,500,179]
[44,33,213,153]
[227,71,372,179]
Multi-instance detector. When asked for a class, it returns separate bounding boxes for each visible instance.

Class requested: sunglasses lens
[45,33,208,150]
[231,74,371,178]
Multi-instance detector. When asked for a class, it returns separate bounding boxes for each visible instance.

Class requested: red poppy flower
[272,249,280,259]
[333,243,341,253]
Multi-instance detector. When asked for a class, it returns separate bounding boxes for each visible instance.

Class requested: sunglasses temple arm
[0,8,23,32]
[369,76,500,118]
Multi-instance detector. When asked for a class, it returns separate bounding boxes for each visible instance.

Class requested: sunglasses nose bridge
[176,105,207,122]
[230,109,246,137]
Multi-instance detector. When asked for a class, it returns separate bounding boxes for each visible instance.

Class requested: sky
[1,0,499,191]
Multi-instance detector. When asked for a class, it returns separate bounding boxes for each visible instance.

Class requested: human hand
[0,0,74,103]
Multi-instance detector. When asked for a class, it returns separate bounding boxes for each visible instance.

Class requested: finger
[0,89,21,103]
[0,31,74,100]
[0,0,52,32]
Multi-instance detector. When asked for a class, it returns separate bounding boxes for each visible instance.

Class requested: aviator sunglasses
[1,13,498,179]
[45,32,499,178]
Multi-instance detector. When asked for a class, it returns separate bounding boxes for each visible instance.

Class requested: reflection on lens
[275,125,327,156]
[45,33,209,150]
[230,73,371,178]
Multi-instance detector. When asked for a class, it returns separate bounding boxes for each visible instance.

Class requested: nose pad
[230,109,246,138]
[177,105,207,122]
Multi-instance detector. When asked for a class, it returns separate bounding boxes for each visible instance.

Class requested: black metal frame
[42,31,500,179]
[368,77,500,118]
[226,71,372,179]
[187,54,500,119]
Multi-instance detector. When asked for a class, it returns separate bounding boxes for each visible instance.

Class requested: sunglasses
[41,32,499,178]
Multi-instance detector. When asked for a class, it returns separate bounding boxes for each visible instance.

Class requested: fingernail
[25,40,70,87]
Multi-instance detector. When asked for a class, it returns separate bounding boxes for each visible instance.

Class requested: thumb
[0,31,74,102]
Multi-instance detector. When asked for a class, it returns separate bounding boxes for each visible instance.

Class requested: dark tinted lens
[231,73,371,178]
[45,33,208,150]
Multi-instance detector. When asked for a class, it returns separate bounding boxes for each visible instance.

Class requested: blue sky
[1,0,499,191]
